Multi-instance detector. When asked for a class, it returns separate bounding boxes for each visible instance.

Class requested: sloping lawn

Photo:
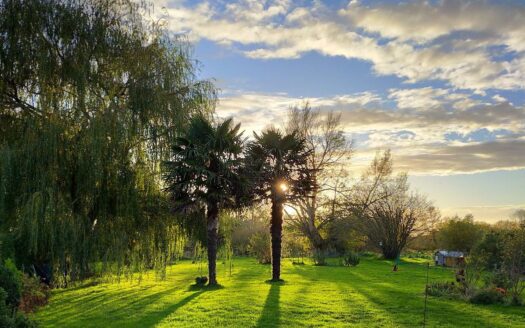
[33,257,525,327]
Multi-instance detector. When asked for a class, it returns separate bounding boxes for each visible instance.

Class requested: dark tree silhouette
[164,115,244,285]
[244,128,314,281]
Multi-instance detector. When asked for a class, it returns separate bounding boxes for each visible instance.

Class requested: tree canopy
[244,128,314,281]
[0,0,214,284]
[347,151,439,259]
[163,115,245,285]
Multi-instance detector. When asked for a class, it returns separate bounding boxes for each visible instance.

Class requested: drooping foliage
[0,0,215,284]
[163,115,245,285]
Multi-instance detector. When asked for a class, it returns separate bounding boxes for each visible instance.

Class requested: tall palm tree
[245,128,314,281]
[164,115,244,285]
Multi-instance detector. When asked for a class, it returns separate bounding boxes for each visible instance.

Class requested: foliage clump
[342,251,360,267]
[0,0,214,283]
[195,276,208,286]
[426,282,462,299]
[19,274,50,313]
[0,261,37,327]
[249,232,271,264]
[469,288,506,305]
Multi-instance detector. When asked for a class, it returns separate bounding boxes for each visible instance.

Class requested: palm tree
[164,115,244,285]
[245,128,314,281]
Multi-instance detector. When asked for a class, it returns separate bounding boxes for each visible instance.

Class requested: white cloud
[216,90,381,134]
[389,87,450,109]
[492,94,507,103]
[343,0,525,52]
[155,0,525,92]
[216,88,525,175]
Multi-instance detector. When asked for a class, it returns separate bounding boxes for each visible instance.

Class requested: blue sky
[155,0,525,222]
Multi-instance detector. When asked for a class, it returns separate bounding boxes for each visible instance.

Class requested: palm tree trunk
[207,202,219,285]
[270,199,284,281]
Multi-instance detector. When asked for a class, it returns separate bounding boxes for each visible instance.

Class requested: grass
[33,257,525,327]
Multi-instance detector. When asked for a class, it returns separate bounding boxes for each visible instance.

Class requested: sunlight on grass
[34,258,525,328]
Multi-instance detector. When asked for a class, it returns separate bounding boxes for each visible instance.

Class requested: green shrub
[484,270,511,290]
[19,274,50,313]
[426,282,462,298]
[360,251,380,259]
[469,288,505,305]
[195,276,208,286]
[248,232,271,264]
[342,251,360,267]
[313,249,327,266]
[0,260,22,308]
[0,288,37,328]
[509,294,523,306]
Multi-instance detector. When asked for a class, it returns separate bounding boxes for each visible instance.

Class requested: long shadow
[290,261,525,328]
[136,289,205,327]
[256,282,282,327]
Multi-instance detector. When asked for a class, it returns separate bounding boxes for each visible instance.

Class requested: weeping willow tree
[0,0,215,284]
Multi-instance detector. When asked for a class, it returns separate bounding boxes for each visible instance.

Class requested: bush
[469,288,506,305]
[195,276,208,286]
[426,282,462,298]
[0,288,37,328]
[484,270,512,290]
[0,260,22,309]
[342,251,360,267]
[313,248,327,266]
[283,235,308,261]
[248,232,271,264]
[19,274,50,313]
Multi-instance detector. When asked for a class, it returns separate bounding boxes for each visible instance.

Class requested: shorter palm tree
[245,128,314,281]
[164,115,244,285]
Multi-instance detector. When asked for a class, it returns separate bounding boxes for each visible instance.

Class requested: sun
[279,182,288,192]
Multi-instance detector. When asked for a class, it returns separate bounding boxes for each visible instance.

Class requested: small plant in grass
[342,251,360,267]
[313,249,328,266]
[426,282,462,299]
[359,251,380,259]
[195,276,208,286]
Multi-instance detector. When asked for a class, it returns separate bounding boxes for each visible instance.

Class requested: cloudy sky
[154,0,525,222]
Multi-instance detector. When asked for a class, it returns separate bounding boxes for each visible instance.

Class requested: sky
[152,0,525,223]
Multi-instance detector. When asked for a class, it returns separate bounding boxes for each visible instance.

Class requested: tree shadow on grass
[137,283,228,327]
[256,281,283,328]
[289,262,525,328]
[187,283,225,292]
[137,289,205,327]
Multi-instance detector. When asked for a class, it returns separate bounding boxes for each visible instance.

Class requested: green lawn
[33,257,525,327]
